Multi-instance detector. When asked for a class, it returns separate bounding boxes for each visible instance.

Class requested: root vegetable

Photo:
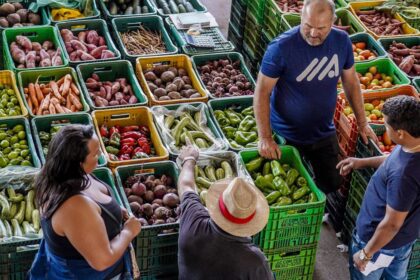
[119,25,167,55]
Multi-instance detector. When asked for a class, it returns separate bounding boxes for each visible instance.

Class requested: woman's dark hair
[36,125,95,219]
[382,95,420,138]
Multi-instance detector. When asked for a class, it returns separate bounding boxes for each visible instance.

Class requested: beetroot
[154,185,167,199]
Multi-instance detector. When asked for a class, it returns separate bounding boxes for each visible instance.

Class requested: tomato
[355,42,366,49]
[383,131,392,146]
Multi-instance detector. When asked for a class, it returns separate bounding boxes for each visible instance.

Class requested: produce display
[119,26,167,55]
[337,66,394,91]
[197,59,253,98]
[84,74,138,107]
[244,156,317,206]
[352,42,378,61]
[213,105,260,149]
[386,41,420,76]
[122,173,179,226]
[144,64,202,101]
[153,0,197,14]
[355,9,405,36]
[105,0,151,15]
[37,124,69,156]
[375,1,420,23]
[60,29,116,62]
[0,2,42,28]
[153,104,223,153]
[0,188,41,239]
[51,8,86,21]
[344,99,385,122]
[100,124,155,161]
[23,74,84,115]
[10,36,63,69]
[0,84,23,118]
[275,0,303,14]
[377,131,396,154]
[0,124,33,168]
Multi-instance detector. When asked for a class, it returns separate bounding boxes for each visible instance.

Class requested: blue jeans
[349,231,415,280]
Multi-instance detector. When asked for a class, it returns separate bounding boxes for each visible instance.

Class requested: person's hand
[353,251,369,272]
[258,137,281,159]
[124,215,141,237]
[179,138,199,162]
[121,206,129,221]
[336,157,361,176]
[358,123,378,145]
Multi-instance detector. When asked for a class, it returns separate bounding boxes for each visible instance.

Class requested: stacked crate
[228,0,248,52]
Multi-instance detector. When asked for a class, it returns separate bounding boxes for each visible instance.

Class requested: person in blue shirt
[337,96,420,280]
[254,0,376,194]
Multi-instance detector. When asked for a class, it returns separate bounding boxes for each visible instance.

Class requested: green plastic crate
[335,8,366,35]
[166,18,234,56]
[56,19,121,67]
[46,0,100,24]
[263,0,282,35]
[17,67,90,118]
[408,240,420,272]
[93,167,123,205]
[232,0,247,15]
[239,145,326,251]
[350,33,387,63]
[151,102,228,159]
[76,60,148,110]
[335,0,349,9]
[97,0,156,20]
[281,13,301,31]
[414,78,420,93]
[0,0,50,32]
[266,245,317,280]
[191,52,255,99]
[355,58,411,90]
[2,26,69,74]
[112,15,178,63]
[153,0,207,17]
[247,0,265,24]
[230,3,247,34]
[115,161,180,279]
[208,96,286,151]
[31,112,107,167]
[378,36,420,79]
[0,116,41,168]
[228,23,244,52]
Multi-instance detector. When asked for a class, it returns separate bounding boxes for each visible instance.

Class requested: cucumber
[32,209,40,232]
[125,6,133,14]
[142,5,149,13]
[178,4,186,13]
[25,190,35,223]
[0,219,6,238]
[0,194,10,220]
[134,5,141,14]
[168,0,179,13]
[10,203,17,218]
[6,187,16,199]
[3,219,12,237]
[132,0,139,8]
[11,219,22,237]
[163,6,171,14]
[110,3,118,14]
[175,0,184,4]
[158,0,167,8]
[14,201,25,224]
[22,221,36,236]
[184,2,195,12]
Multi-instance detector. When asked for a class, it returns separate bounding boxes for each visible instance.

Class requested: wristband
[181,156,197,167]
[362,248,372,260]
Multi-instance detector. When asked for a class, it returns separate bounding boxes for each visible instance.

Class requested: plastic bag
[0,166,40,191]
[152,103,226,155]
[29,0,93,15]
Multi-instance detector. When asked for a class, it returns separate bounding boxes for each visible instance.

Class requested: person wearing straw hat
[176,144,274,280]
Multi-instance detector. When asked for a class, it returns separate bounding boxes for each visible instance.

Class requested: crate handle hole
[70,25,87,31]
[18,32,38,38]
[93,66,112,73]
[110,113,130,120]
[37,76,56,83]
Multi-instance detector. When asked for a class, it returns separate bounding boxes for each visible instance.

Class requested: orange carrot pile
[24,74,83,115]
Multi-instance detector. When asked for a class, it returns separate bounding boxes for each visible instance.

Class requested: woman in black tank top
[31,125,141,279]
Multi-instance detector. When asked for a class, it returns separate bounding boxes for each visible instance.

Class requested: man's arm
[177,143,199,200]
[254,72,281,159]
[341,67,378,144]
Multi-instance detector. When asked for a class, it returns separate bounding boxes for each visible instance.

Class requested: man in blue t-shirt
[254,0,376,194]
[337,96,420,280]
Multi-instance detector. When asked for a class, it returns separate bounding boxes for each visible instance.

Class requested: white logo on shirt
[296,54,339,82]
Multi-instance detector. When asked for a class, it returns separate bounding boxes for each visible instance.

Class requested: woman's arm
[53,195,141,271]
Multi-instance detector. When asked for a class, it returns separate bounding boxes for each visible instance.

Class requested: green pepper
[309,192,317,203]
[241,106,254,116]
[229,140,243,149]
[293,198,307,205]
[255,175,275,191]
[245,157,264,172]
[276,196,292,206]
[271,160,286,178]
[234,131,257,145]
[273,176,291,196]
[222,126,236,139]
[245,142,258,148]
[297,176,308,188]
[214,110,230,126]
[251,172,261,180]
[105,146,119,155]
[282,164,291,172]
[286,168,299,186]
[109,132,121,147]
[262,162,271,176]
[290,184,298,194]
[39,131,50,144]
[292,186,310,201]
[238,115,256,132]
[265,191,281,205]
[264,174,274,184]
[225,109,242,126]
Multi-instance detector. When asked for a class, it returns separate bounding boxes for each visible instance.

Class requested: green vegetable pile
[0,83,22,118]
[38,125,62,157]
[245,156,317,207]
[213,105,259,149]
[0,124,32,168]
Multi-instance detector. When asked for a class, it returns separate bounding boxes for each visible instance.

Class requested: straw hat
[206,177,270,237]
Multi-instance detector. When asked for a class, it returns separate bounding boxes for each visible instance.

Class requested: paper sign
[361,254,395,276]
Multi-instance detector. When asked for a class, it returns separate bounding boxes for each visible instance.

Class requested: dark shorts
[285,134,342,195]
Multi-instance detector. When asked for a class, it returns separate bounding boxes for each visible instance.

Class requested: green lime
[9,158,20,165]
[7,151,18,160]
[2,147,11,155]
[20,149,29,158]
[17,131,26,140]
[12,124,24,133]
[0,140,9,148]
[9,136,18,145]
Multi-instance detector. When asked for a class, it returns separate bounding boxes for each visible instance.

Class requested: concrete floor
[201,0,350,279]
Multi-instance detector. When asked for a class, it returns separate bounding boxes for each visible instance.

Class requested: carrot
[49,103,56,115]
[61,74,72,97]
[40,84,45,89]
[62,107,72,113]
[28,83,39,111]
[41,94,51,112]
[34,83,44,103]
[66,94,72,109]
[54,102,65,114]
[70,105,77,112]
[50,97,60,105]
[50,81,63,101]
[70,83,80,95]
[69,93,82,110]
[42,88,51,95]
[24,88,28,94]
[28,97,33,112]
[56,76,65,86]
[43,110,50,115]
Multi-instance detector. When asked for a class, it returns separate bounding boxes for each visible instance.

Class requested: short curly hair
[382,95,420,137]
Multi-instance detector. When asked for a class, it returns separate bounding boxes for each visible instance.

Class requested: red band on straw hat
[218,195,256,224]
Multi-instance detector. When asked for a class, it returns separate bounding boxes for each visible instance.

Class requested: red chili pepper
[109,126,119,135]
[139,125,150,136]
[121,138,136,146]
[132,146,143,155]
[121,131,143,139]
[100,124,108,137]
[121,125,139,133]
[119,154,131,161]
[120,145,133,155]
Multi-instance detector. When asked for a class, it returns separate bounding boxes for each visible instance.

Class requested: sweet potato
[60,29,75,42]
[71,40,87,52]
[42,41,53,50]
[78,31,86,43]
[25,51,36,68]
[11,46,25,64]
[16,35,32,50]
[399,55,415,74]
[101,50,115,59]
[90,46,107,59]
[77,50,95,61]
[86,30,99,45]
